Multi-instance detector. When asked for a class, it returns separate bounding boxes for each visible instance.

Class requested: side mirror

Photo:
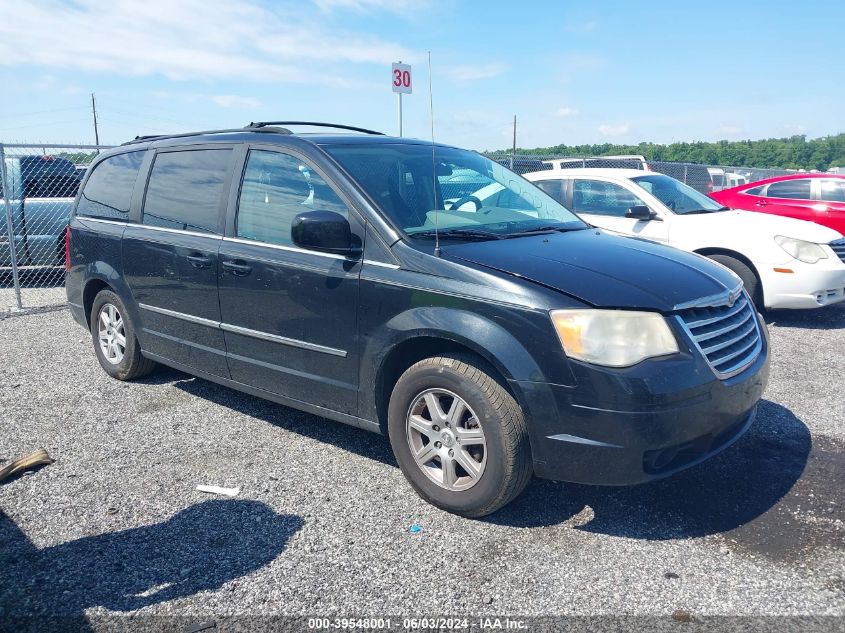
[291,210,360,256]
[625,205,659,221]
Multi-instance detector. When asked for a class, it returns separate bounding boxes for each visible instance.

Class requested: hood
[443,229,740,312]
[720,211,842,244]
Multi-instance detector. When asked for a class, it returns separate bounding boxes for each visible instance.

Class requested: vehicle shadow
[764,303,845,329]
[171,377,818,548]
[486,400,814,540]
[0,499,303,632]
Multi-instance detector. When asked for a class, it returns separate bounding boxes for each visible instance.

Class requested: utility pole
[91,93,100,147]
[511,115,517,169]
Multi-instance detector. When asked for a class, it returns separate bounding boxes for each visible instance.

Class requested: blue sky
[0,0,841,150]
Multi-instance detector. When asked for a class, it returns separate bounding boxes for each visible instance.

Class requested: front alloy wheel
[388,354,532,518]
[406,388,487,491]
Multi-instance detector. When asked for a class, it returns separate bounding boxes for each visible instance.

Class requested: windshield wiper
[681,208,726,215]
[503,225,583,238]
[408,228,504,241]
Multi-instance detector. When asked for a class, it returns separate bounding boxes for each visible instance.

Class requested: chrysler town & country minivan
[66,123,770,517]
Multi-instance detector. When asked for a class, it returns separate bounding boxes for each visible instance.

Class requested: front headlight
[550,309,679,367]
[774,235,828,264]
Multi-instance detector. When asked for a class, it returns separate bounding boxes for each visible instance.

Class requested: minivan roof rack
[247,121,385,135]
[121,125,294,146]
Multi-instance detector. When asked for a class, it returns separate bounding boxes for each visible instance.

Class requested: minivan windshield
[325,143,587,239]
[632,174,727,215]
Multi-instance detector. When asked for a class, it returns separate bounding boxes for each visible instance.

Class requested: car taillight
[707,182,713,193]
[64,225,71,271]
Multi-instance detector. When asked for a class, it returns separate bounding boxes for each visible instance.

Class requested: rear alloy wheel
[97,302,126,365]
[388,354,532,518]
[90,289,157,380]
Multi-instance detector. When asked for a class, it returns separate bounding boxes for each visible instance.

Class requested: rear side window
[742,185,764,195]
[236,150,348,247]
[143,149,232,233]
[819,179,845,202]
[765,179,811,200]
[77,151,145,219]
[534,179,565,201]
[572,179,644,217]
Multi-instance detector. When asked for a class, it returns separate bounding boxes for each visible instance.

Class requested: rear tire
[387,354,532,518]
[90,290,157,380]
[708,255,764,310]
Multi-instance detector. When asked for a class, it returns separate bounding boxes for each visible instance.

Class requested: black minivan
[66,123,770,517]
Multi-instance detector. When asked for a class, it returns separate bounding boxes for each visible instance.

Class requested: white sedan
[510,168,845,310]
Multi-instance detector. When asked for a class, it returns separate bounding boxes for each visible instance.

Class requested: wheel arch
[693,247,764,297]
[82,278,113,325]
[363,307,545,434]
[693,247,760,279]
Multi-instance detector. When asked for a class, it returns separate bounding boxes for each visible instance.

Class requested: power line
[0,117,92,133]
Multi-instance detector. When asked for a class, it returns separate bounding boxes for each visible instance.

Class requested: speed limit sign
[391,62,412,94]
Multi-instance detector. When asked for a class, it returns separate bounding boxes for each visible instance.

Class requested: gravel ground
[0,306,843,628]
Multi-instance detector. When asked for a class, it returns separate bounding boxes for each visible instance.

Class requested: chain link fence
[1,143,114,316]
[483,153,794,194]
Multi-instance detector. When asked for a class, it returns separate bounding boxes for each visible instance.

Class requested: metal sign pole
[398,92,403,137]
[0,144,23,309]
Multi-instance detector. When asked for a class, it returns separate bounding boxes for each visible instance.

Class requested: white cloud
[555,107,578,118]
[598,123,630,137]
[560,53,606,72]
[718,124,744,136]
[445,64,507,82]
[312,0,420,12]
[212,95,262,109]
[0,0,416,85]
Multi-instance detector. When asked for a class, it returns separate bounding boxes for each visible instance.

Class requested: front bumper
[511,313,770,486]
[760,258,845,309]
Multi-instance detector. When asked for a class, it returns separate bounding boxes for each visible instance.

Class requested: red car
[711,173,845,235]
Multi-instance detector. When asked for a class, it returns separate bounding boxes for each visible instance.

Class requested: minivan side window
[765,179,811,200]
[236,150,348,247]
[142,149,232,233]
[572,179,644,217]
[77,151,145,219]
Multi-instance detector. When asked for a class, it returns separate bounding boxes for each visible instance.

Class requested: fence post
[0,144,23,310]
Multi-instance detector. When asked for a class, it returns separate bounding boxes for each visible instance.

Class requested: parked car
[1,155,79,268]
[544,155,713,194]
[707,167,726,192]
[724,172,748,189]
[66,123,769,517]
[521,168,845,310]
[710,173,845,236]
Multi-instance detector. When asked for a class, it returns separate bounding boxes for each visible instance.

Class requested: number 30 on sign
[391,63,412,94]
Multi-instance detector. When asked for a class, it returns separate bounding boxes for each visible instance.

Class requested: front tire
[387,354,532,518]
[90,290,156,380]
[708,255,764,310]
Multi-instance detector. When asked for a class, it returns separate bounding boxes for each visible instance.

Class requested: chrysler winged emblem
[727,288,741,307]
